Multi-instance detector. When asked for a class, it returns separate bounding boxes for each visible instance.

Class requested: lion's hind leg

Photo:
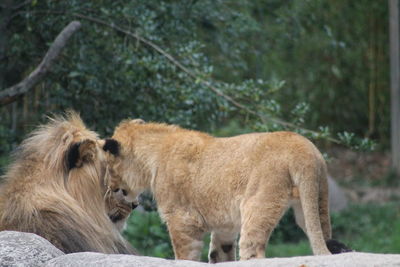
[238,184,291,260]
[208,231,237,263]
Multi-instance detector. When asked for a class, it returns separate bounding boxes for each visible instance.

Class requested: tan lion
[103,119,350,262]
[0,112,136,254]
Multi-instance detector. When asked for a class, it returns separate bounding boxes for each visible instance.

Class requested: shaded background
[0,0,398,260]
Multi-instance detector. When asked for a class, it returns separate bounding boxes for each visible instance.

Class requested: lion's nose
[131,202,138,210]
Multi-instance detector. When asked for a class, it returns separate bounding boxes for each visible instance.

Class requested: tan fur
[106,120,332,261]
[0,112,135,254]
[105,188,136,232]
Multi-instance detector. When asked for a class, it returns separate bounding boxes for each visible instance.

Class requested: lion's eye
[121,189,128,196]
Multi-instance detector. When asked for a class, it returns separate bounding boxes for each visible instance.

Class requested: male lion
[103,119,351,262]
[0,112,136,254]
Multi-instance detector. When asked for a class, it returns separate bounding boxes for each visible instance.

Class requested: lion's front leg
[164,211,205,261]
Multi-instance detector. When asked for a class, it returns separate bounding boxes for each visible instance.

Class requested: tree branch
[0,20,81,106]
[72,13,340,143]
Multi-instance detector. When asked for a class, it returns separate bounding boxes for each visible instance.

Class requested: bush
[123,210,174,259]
[331,203,400,253]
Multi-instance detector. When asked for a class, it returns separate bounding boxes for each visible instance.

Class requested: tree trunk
[389,0,400,176]
[0,0,14,89]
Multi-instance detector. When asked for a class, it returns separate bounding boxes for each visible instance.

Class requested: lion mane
[0,112,135,254]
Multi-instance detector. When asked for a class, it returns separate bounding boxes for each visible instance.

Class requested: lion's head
[101,119,150,204]
[0,111,136,253]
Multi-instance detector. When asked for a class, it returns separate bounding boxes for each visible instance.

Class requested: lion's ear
[131,119,145,124]
[103,138,120,156]
[66,139,97,170]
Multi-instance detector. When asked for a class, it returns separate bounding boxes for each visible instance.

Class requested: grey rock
[45,253,206,267]
[328,175,348,212]
[0,230,64,267]
[45,252,400,267]
[217,253,400,267]
[2,228,400,267]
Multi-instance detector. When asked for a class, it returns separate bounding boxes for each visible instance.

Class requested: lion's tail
[295,157,331,255]
[315,164,353,254]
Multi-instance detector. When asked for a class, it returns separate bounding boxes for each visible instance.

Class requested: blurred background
[0,0,399,260]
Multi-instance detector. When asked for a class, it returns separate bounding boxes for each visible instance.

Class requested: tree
[0,1,377,173]
[0,21,81,105]
[389,0,400,176]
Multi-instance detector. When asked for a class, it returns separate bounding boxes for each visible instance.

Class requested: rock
[216,253,400,267]
[0,231,64,267]
[45,253,206,267]
[328,175,348,212]
[2,230,400,267]
[45,252,400,267]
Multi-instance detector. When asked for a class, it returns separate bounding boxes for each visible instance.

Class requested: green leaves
[338,132,376,151]
[68,71,81,78]
[123,210,174,259]
[338,131,355,146]
[0,0,379,166]
[291,102,309,125]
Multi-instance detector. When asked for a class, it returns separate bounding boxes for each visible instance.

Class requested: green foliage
[338,132,377,151]
[267,241,312,257]
[2,1,229,138]
[123,210,174,259]
[200,0,389,146]
[331,203,400,253]
[0,123,13,175]
[269,202,400,256]
[269,203,400,257]
[0,0,379,164]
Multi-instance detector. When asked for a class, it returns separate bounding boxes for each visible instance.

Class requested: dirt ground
[327,147,392,182]
[326,147,400,204]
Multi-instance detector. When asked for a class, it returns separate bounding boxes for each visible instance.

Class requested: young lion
[104,119,350,262]
[0,112,136,254]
